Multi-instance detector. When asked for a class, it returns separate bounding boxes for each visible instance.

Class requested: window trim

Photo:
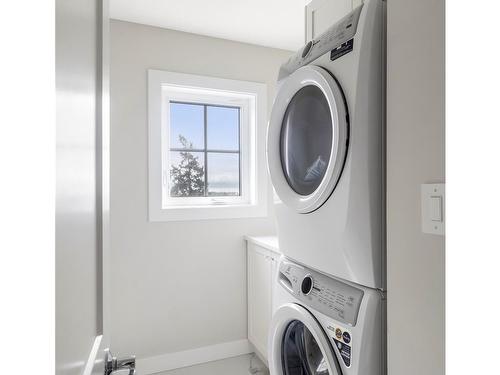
[148,69,268,221]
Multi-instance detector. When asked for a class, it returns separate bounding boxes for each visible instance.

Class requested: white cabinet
[305,0,363,41]
[246,236,280,364]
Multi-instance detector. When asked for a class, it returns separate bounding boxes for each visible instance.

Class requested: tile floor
[153,353,268,375]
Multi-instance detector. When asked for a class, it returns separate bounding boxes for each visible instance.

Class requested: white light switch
[429,196,442,222]
[421,184,445,235]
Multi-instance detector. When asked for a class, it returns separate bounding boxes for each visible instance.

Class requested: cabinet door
[247,244,272,361]
[306,0,358,41]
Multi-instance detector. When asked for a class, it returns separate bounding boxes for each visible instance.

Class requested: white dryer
[266,0,385,289]
[268,257,385,375]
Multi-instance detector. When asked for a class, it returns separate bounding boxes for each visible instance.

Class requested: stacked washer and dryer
[266,1,386,374]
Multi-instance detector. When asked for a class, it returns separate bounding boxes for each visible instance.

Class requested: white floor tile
[151,353,268,375]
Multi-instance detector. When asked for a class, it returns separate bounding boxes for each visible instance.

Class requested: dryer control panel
[278,259,364,326]
[278,4,363,80]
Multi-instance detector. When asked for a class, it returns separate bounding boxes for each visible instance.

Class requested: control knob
[301,275,314,295]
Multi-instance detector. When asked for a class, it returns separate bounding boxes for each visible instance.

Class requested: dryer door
[267,65,348,213]
[269,303,342,375]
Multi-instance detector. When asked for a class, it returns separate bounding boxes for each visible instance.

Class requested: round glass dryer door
[267,65,348,213]
[281,85,333,196]
[269,304,341,375]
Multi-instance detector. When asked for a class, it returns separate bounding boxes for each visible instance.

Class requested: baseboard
[248,341,269,369]
[137,339,252,374]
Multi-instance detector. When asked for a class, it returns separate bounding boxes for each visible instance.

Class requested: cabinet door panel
[306,0,355,41]
[247,244,272,360]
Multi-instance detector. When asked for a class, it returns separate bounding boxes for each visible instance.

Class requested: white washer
[269,257,385,375]
[266,0,385,289]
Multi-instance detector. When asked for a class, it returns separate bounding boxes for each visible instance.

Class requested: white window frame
[148,69,268,221]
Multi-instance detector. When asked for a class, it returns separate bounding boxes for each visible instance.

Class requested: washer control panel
[278,259,364,325]
[278,4,363,80]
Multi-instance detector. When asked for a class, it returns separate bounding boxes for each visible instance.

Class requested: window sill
[149,203,267,222]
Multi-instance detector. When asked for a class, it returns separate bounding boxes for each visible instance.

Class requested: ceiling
[109,0,307,51]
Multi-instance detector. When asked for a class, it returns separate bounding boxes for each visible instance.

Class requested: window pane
[207,106,239,151]
[169,151,205,197]
[170,102,204,149]
[207,153,240,196]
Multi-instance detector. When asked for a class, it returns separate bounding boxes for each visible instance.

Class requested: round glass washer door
[268,303,342,375]
[267,65,348,213]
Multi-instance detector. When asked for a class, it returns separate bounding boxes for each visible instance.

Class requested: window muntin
[168,101,241,199]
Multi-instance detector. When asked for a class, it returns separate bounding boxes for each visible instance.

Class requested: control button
[301,40,314,58]
[301,275,313,295]
[342,331,351,344]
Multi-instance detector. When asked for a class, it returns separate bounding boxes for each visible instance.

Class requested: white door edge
[82,335,103,375]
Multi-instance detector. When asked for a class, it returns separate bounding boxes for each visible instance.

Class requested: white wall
[109,20,292,360]
[386,1,445,374]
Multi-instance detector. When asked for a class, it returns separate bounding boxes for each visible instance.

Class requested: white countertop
[244,235,280,253]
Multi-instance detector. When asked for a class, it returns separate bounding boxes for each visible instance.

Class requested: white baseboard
[137,339,252,375]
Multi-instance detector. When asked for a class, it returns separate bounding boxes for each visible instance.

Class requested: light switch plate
[421,183,445,235]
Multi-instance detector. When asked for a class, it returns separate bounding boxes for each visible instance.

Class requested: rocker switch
[429,196,442,222]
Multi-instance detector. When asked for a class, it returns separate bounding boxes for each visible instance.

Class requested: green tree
[170,135,205,197]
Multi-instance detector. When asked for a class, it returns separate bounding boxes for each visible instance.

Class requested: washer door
[269,303,342,375]
[267,65,348,213]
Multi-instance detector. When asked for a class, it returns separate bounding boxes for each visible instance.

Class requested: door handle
[104,349,136,375]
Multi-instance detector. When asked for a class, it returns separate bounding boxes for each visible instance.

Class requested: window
[168,102,241,200]
[148,70,268,221]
